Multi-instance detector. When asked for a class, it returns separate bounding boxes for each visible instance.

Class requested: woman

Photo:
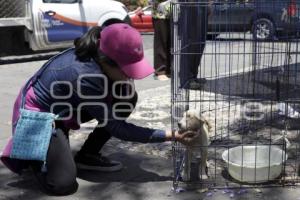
[1,24,197,196]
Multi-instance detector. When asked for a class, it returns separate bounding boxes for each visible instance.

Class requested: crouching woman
[1,24,197,196]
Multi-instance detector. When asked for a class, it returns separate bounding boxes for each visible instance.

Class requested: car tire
[206,34,219,40]
[252,18,275,41]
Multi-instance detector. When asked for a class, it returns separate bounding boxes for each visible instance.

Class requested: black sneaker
[183,78,207,90]
[74,153,123,172]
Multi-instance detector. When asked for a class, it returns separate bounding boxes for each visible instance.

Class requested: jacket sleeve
[74,74,166,143]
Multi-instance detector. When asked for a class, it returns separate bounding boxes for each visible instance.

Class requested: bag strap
[20,48,73,110]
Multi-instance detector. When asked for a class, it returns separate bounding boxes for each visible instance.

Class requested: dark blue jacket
[32,48,166,143]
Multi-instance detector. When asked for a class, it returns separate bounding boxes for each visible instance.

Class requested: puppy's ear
[195,111,206,123]
[204,119,212,132]
[195,112,212,132]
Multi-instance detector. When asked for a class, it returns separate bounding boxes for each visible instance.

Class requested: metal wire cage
[170,0,300,189]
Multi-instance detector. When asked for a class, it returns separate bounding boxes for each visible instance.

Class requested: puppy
[178,109,212,181]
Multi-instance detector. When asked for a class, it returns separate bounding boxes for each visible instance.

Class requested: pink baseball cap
[99,23,154,79]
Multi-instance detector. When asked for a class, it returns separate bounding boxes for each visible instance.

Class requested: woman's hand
[165,130,199,146]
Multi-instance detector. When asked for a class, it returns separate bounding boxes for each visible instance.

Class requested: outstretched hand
[176,131,199,146]
[166,131,200,146]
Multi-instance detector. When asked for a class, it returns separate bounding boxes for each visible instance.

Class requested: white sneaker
[154,74,169,81]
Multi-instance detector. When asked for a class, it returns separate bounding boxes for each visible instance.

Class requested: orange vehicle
[129,6,154,32]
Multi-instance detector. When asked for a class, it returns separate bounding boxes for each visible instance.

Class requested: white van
[0,0,130,51]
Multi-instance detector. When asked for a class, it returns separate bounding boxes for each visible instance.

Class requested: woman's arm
[74,74,197,144]
[104,119,166,143]
[165,130,199,145]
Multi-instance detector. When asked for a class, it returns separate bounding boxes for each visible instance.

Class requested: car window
[223,0,254,7]
[143,6,152,12]
[218,0,252,3]
[216,0,234,4]
[143,7,152,15]
[43,0,78,3]
[236,0,253,3]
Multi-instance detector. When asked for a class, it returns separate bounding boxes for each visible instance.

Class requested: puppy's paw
[182,173,191,182]
[206,161,210,168]
[199,174,209,180]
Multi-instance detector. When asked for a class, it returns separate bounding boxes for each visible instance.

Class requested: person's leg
[76,113,111,156]
[77,92,138,154]
[179,4,192,87]
[30,126,78,196]
[74,92,138,171]
[179,5,208,89]
[189,5,208,77]
[153,18,170,79]
[73,109,117,171]
[165,18,172,76]
[185,6,208,90]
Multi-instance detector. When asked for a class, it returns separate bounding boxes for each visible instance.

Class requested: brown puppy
[178,109,212,181]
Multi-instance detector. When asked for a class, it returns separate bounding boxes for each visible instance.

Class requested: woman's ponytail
[74,26,102,62]
[74,18,125,63]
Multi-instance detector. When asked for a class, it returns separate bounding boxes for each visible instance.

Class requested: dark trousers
[178,5,208,87]
[78,93,138,155]
[153,18,171,76]
[30,93,138,196]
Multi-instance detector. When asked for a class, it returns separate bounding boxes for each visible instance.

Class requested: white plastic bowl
[222,145,288,183]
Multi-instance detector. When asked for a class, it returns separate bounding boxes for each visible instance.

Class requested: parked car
[130,0,300,40]
[129,6,154,32]
[210,0,300,40]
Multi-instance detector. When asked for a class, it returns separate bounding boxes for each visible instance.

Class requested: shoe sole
[153,75,169,81]
[76,163,123,172]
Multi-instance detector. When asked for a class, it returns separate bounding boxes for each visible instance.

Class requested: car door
[209,0,233,33]
[209,0,254,33]
[232,0,255,31]
[32,0,93,44]
[131,6,153,32]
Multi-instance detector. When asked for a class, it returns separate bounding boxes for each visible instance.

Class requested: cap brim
[120,58,155,80]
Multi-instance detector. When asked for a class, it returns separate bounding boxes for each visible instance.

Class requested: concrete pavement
[1,138,300,200]
[1,35,300,199]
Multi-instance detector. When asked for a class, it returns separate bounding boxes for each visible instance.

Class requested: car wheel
[252,18,275,41]
[206,34,219,40]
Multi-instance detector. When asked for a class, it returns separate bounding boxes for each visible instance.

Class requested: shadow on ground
[0,148,174,200]
[77,151,173,183]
